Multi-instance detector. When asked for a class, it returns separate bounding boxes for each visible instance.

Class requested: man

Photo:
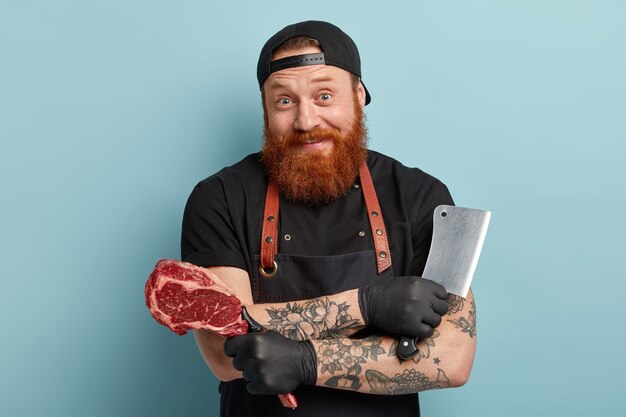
[181,20,476,416]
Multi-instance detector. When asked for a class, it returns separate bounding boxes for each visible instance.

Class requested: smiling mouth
[297,139,333,153]
[301,138,328,146]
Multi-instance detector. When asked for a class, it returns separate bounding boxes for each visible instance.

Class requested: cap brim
[362,81,371,105]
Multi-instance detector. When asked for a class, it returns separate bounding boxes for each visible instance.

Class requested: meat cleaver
[396,205,491,360]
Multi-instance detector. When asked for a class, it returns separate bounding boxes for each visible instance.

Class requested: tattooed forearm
[447,294,465,315]
[311,330,469,394]
[317,336,386,390]
[366,368,450,394]
[264,298,361,341]
[447,300,476,338]
[388,330,440,364]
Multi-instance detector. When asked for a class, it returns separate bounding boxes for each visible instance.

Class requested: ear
[356,82,366,108]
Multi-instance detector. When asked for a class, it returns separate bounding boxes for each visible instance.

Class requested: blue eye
[278,98,292,105]
[320,93,331,101]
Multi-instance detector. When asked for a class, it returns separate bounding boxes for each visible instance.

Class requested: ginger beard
[261,98,367,206]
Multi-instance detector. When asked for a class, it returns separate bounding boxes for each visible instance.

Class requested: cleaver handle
[397,336,419,360]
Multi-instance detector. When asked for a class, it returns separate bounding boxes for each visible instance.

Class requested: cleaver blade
[396,205,491,360]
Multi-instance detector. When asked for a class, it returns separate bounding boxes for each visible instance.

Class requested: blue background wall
[1,1,625,416]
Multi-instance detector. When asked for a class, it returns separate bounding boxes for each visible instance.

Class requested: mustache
[282,128,343,147]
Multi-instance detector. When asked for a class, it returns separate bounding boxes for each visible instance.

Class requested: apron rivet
[284,234,291,241]
[371,210,379,217]
[376,229,383,236]
[379,251,386,258]
[267,215,275,222]
[265,236,273,243]
[258,260,278,278]
[358,231,365,237]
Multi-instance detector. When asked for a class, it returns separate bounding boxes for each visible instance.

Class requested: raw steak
[145,259,248,336]
[145,259,298,409]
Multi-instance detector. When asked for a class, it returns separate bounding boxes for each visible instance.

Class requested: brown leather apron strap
[359,161,392,274]
[259,161,392,277]
[259,182,279,277]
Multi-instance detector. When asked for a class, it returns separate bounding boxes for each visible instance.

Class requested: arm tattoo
[366,368,450,394]
[388,330,440,364]
[447,300,476,338]
[317,336,386,391]
[264,298,361,341]
[447,294,465,315]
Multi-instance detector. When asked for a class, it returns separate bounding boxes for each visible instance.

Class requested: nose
[293,101,321,132]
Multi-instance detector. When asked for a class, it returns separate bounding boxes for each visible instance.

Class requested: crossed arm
[193,265,476,394]
[310,291,476,394]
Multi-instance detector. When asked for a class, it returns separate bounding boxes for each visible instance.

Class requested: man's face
[261,45,369,206]
[263,45,367,155]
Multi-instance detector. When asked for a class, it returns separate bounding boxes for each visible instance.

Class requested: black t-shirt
[181,150,453,277]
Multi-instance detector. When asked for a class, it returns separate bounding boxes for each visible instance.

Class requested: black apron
[219,164,421,417]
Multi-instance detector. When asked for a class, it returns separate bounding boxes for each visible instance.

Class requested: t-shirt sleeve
[409,178,455,276]
[180,177,247,270]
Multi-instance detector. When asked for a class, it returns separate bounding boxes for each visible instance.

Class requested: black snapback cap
[257,20,371,105]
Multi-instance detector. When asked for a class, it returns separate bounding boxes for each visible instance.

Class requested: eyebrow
[310,76,335,84]
[267,80,291,90]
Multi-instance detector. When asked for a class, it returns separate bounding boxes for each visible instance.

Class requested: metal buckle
[258,260,278,278]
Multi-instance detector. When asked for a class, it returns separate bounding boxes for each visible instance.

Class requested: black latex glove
[359,276,449,339]
[224,331,317,395]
